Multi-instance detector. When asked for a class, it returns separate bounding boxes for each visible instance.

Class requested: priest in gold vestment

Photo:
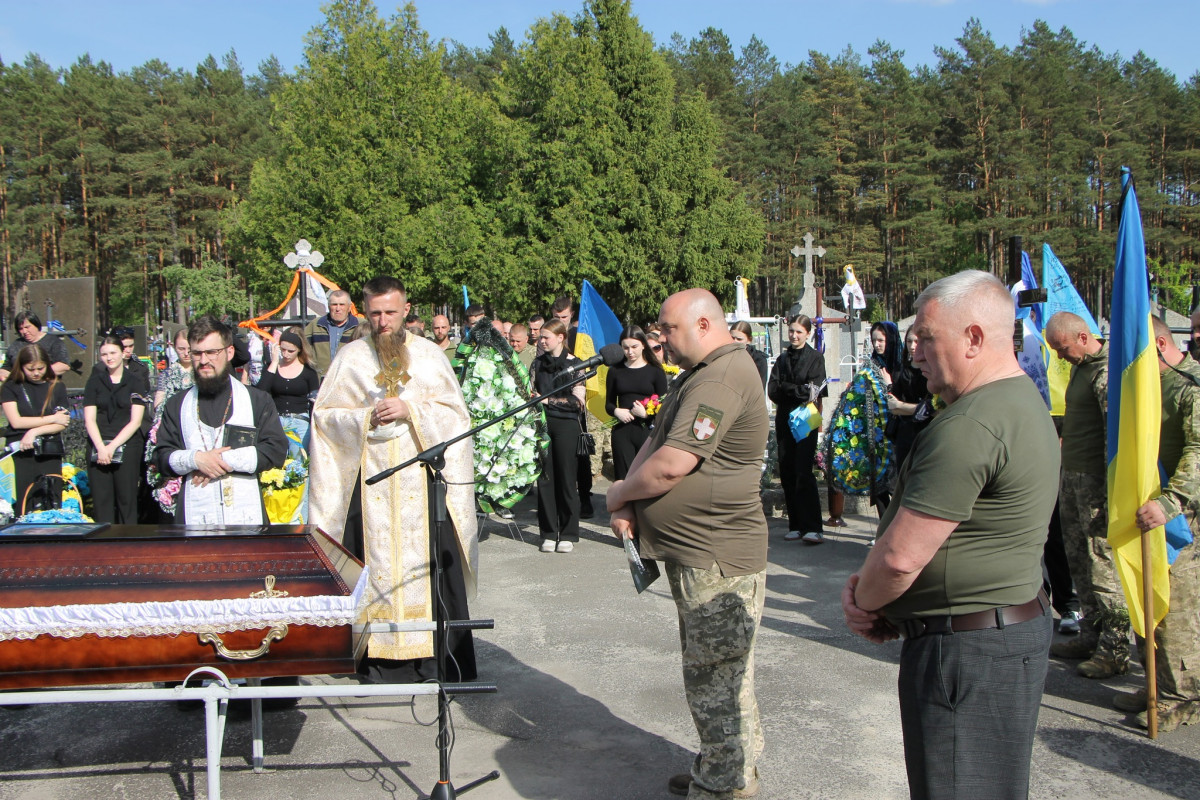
[310,276,477,682]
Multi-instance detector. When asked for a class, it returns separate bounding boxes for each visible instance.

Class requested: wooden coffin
[0,524,369,689]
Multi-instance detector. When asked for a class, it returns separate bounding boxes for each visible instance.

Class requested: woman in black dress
[530,319,586,554]
[259,329,320,459]
[605,325,667,480]
[84,336,149,523]
[1,344,69,514]
[767,315,828,544]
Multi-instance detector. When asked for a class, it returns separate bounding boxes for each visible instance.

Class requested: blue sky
[1,0,1196,82]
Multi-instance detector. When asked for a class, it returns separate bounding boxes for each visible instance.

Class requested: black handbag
[32,434,64,457]
[90,443,125,464]
[577,419,596,457]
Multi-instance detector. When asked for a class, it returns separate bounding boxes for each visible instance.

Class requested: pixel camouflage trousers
[667,562,766,799]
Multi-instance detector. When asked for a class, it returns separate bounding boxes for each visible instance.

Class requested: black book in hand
[624,537,660,594]
[223,424,257,449]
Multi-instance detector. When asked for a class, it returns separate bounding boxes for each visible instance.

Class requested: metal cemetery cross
[283,239,324,325]
[283,239,324,273]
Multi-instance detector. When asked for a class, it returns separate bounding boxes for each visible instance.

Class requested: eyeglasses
[191,348,227,360]
[651,345,663,352]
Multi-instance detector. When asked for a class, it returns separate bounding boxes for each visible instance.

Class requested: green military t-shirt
[1157,356,1200,523]
[880,375,1060,620]
[635,343,769,576]
[1060,341,1108,475]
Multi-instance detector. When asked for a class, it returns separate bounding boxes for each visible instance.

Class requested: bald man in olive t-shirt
[608,289,768,800]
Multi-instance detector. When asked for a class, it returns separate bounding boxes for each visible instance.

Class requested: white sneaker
[556,541,574,553]
[801,531,824,545]
[783,531,802,541]
[540,538,556,553]
[1058,610,1083,635]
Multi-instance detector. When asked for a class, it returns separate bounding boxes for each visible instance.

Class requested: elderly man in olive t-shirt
[608,289,769,800]
[842,271,1059,800]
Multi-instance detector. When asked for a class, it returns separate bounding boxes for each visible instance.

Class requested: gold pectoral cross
[375,359,409,398]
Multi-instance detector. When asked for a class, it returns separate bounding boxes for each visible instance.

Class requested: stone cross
[790,232,826,319]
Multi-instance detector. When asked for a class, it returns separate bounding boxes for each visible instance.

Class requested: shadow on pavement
[456,638,694,800]
[1039,725,1200,798]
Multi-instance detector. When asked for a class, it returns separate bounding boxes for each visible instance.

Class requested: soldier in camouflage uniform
[1044,312,1131,677]
[1116,317,1200,732]
[608,289,768,799]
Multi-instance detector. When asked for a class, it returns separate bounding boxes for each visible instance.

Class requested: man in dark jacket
[304,290,359,377]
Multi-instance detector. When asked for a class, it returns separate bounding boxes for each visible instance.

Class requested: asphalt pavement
[0,481,1197,799]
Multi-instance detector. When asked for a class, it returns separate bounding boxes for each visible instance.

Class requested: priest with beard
[152,315,288,525]
[309,275,478,684]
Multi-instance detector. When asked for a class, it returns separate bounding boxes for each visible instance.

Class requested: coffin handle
[198,625,289,661]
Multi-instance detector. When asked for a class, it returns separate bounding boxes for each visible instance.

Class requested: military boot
[1135,700,1200,733]
[1112,687,1148,712]
[1050,637,1096,659]
[1078,651,1130,679]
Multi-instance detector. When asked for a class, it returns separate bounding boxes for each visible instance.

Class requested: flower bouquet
[261,457,308,524]
[456,319,549,513]
[144,417,182,515]
[640,394,662,416]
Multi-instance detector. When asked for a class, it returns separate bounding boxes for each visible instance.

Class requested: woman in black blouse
[605,325,667,480]
[259,329,320,460]
[885,326,933,470]
[84,335,149,523]
[1,344,69,514]
[530,319,586,554]
[767,315,828,544]
[729,321,768,387]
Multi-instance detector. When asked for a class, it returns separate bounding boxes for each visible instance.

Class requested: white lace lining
[0,567,369,641]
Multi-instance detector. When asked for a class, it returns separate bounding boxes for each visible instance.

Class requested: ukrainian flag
[1042,243,1101,416]
[574,280,624,424]
[1107,168,1170,636]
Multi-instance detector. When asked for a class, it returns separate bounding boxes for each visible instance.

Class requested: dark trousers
[611,420,649,481]
[538,415,580,542]
[1042,500,1079,615]
[777,425,822,534]
[898,612,1051,800]
[89,451,142,524]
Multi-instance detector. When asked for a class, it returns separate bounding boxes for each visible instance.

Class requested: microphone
[554,343,625,377]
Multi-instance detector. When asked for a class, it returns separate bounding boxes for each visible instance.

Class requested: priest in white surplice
[152,316,288,525]
[309,276,478,683]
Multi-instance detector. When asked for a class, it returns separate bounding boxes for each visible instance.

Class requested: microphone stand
[365,368,595,799]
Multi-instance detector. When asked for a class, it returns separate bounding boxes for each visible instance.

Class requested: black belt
[898,589,1049,640]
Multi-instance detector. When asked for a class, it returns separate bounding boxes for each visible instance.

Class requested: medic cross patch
[692,405,723,441]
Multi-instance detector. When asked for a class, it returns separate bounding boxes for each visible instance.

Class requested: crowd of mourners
[3,275,1200,800]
